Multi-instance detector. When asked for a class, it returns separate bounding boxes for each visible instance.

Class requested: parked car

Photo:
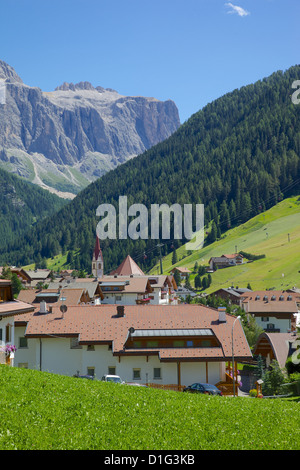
[73,372,95,380]
[101,374,124,384]
[183,383,222,396]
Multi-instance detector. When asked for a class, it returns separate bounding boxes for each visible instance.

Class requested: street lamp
[232,315,241,397]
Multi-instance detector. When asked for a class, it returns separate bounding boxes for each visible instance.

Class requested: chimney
[117,305,125,317]
[39,301,47,314]
[218,306,227,323]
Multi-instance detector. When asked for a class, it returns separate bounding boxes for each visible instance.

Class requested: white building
[13,303,252,391]
[0,279,34,366]
[240,290,300,333]
[99,274,178,306]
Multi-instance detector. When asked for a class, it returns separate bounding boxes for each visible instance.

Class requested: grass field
[149,196,300,293]
[0,366,299,450]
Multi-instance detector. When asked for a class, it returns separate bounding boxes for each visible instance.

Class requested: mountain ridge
[0,60,180,196]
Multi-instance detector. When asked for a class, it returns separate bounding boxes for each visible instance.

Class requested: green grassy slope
[0,366,299,450]
[149,196,300,292]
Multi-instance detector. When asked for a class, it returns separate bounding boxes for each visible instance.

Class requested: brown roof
[171,267,191,273]
[110,255,144,276]
[18,288,89,306]
[241,290,300,314]
[244,300,298,314]
[0,300,35,317]
[100,276,153,294]
[16,304,252,362]
[241,291,300,301]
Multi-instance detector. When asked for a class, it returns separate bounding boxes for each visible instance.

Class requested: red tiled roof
[110,255,144,276]
[0,300,35,317]
[16,304,252,361]
[18,288,88,306]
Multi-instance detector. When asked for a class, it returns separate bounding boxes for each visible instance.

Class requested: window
[201,340,211,347]
[133,368,141,380]
[70,337,82,349]
[267,323,275,330]
[153,368,161,380]
[87,367,95,377]
[108,366,116,375]
[147,341,159,348]
[116,295,122,301]
[261,317,269,322]
[173,340,184,347]
[0,328,2,341]
[19,337,28,348]
[5,325,11,343]
[87,344,95,351]
[187,340,193,347]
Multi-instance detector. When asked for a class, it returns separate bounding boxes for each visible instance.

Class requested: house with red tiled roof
[99,274,179,306]
[13,303,252,393]
[18,287,96,307]
[240,290,300,333]
[0,280,35,366]
[209,254,244,271]
[169,267,191,281]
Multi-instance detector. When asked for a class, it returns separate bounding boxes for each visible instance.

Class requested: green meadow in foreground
[0,366,299,450]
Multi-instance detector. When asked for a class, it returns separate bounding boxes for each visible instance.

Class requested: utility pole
[157,242,164,274]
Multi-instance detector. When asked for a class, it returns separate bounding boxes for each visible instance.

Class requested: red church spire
[94,235,102,261]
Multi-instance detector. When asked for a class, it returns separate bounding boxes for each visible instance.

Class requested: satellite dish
[60,304,68,314]
[129,327,135,334]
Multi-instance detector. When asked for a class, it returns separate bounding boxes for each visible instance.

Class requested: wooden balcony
[215,371,239,396]
[136,297,151,305]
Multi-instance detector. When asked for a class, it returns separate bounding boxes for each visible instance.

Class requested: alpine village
[0,59,300,451]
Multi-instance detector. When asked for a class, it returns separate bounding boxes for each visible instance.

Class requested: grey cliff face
[0,60,180,196]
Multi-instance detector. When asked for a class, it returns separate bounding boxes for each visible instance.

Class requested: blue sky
[0,0,299,122]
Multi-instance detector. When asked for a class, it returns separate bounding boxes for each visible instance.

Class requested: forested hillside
[0,168,66,247]
[1,65,299,273]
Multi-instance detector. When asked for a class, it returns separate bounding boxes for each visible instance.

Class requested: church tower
[92,235,104,278]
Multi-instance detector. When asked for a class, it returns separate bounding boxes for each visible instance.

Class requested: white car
[101,374,124,384]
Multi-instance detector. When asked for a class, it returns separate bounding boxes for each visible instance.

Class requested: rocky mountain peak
[0,60,23,83]
[0,59,181,196]
[55,81,96,92]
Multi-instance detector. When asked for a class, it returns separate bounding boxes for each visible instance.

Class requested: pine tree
[172,249,178,265]
[194,274,202,289]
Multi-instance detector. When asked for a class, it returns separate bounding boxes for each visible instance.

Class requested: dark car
[183,383,222,396]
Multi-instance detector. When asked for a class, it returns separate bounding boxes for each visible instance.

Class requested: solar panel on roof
[130,329,213,337]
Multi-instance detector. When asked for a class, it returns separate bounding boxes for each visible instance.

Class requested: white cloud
[225,2,250,17]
